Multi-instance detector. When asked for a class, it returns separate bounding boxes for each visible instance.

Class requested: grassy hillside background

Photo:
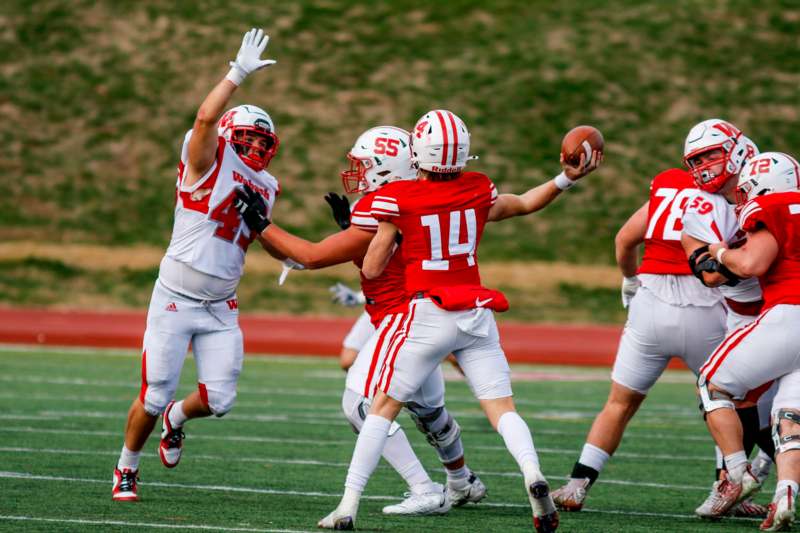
[1,0,798,319]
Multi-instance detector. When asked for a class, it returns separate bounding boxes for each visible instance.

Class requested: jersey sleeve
[351,196,379,233]
[682,192,725,243]
[370,194,400,222]
[489,180,498,205]
[738,198,778,238]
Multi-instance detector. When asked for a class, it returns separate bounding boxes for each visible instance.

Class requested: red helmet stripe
[435,111,449,166]
[447,111,459,166]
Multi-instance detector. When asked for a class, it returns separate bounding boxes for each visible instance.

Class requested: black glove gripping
[324,192,351,230]
[688,245,741,287]
[234,185,270,234]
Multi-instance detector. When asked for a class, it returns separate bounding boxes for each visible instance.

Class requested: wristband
[716,247,728,264]
[225,64,247,86]
[553,172,576,190]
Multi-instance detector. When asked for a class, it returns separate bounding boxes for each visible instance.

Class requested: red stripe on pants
[198,383,209,408]
[138,350,148,404]
[381,302,417,393]
[363,314,402,398]
[703,311,769,381]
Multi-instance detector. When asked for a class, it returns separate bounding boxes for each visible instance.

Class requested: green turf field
[0,347,774,532]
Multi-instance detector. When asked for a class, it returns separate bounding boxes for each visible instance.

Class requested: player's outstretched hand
[324,192,351,230]
[561,149,603,181]
[329,282,365,307]
[226,28,276,85]
[234,185,271,234]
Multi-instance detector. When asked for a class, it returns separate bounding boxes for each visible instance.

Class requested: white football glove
[329,283,366,307]
[226,28,276,86]
[278,258,305,286]
[621,275,641,308]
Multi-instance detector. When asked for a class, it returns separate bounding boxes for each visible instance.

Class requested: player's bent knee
[143,382,174,416]
[206,388,237,417]
[698,377,735,413]
[772,408,800,455]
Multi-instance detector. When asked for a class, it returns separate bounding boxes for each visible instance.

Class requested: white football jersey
[682,190,762,302]
[164,130,279,282]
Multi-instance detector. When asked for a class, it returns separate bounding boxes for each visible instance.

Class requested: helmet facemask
[684,142,737,193]
[230,126,279,171]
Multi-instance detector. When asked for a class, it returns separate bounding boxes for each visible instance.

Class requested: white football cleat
[525,470,559,533]
[697,467,762,519]
[317,508,354,530]
[382,482,451,515]
[158,401,185,468]
[760,487,795,531]
[446,471,487,507]
[552,477,590,512]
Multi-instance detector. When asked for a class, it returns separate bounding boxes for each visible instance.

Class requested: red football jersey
[738,191,800,309]
[350,192,408,326]
[638,168,696,275]
[371,172,498,295]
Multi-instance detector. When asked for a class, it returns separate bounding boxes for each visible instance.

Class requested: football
[561,125,604,167]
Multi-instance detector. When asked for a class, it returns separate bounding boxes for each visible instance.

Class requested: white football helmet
[411,109,470,173]
[683,119,757,193]
[736,152,800,205]
[340,126,416,193]
[218,104,279,171]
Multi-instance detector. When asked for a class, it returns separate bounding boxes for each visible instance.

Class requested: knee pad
[342,388,365,433]
[406,402,463,463]
[698,377,735,414]
[142,380,173,416]
[341,389,401,436]
[202,383,236,417]
[773,409,800,455]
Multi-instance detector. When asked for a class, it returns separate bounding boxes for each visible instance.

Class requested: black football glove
[234,185,270,234]
[324,192,351,230]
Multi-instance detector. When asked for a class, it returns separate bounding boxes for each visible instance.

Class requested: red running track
[0,307,687,368]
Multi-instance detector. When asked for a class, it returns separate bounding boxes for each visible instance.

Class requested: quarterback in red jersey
[317,109,601,532]
[242,125,490,514]
[553,147,729,511]
[698,152,800,530]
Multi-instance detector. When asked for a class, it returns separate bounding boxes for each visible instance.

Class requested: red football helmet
[218,105,279,171]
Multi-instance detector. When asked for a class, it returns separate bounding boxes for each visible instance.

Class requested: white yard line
[0,446,713,491]
[0,471,759,524]
[0,515,314,533]
[0,422,714,462]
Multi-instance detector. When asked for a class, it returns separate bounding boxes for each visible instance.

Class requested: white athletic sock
[381,427,433,489]
[714,446,724,470]
[446,465,470,489]
[578,443,611,474]
[339,486,361,518]
[724,451,748,482]
[117,445,141,471]
[344,414,392,493]
[775,480,799,500]
[497,411,540,471]
[168,400,188,428]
